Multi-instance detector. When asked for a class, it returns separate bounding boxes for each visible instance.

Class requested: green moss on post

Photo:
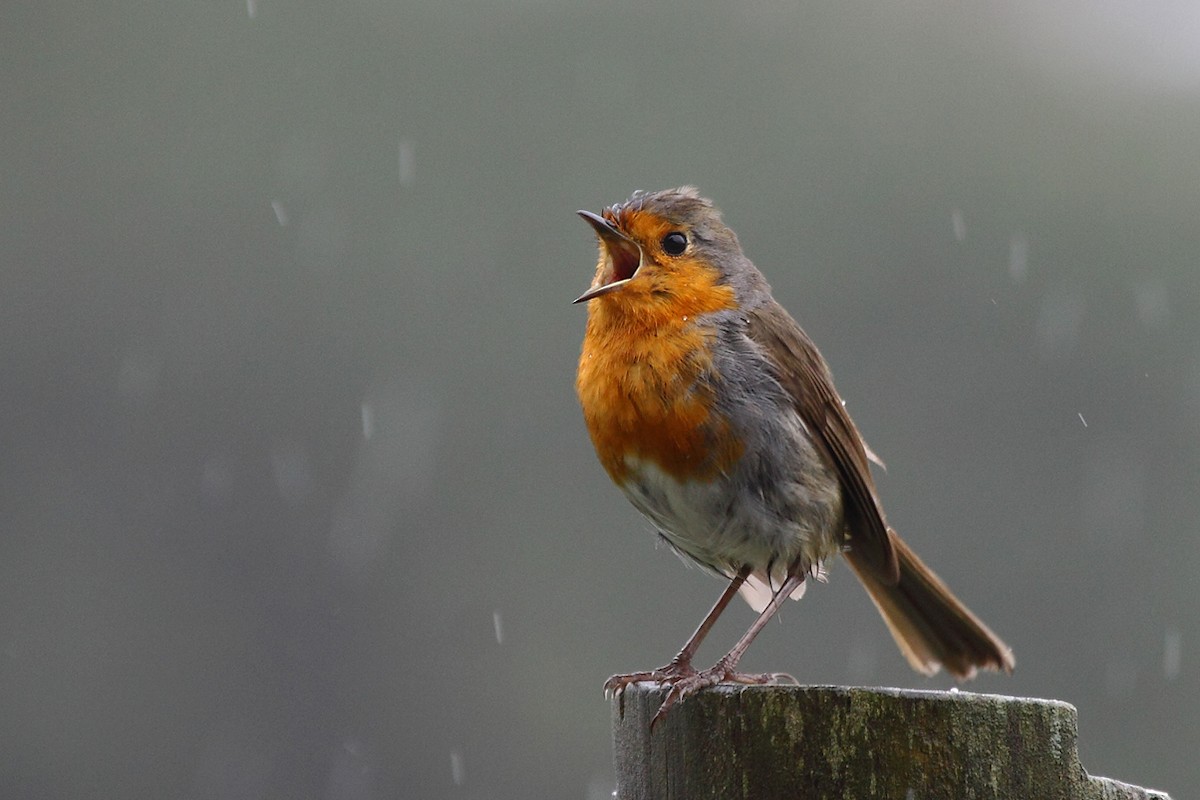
[612,684,1171,800]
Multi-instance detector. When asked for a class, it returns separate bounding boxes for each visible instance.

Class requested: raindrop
[361,402,374,440]
[328,384,442,576]
[1008,232,1028,283]
[398,140,415,186]
[450,749,466,786]
[1077,412,1088,428]
[1164,628,1181,680]
[271,200,288,226]
[950,209,966,242]
[246,0,256,18]
[493,610,504,645]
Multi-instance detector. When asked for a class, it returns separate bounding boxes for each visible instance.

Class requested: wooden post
[612,684,1172,800]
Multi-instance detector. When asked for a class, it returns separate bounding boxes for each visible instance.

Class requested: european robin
[574,187,1013,725]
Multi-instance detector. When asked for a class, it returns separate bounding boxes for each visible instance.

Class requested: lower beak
[573,210,643,304]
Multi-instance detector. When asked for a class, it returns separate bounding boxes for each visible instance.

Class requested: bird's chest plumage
[577,308,844,575]
[577,315,741,485]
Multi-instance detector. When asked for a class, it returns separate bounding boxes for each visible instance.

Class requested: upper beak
[573,210,643,304]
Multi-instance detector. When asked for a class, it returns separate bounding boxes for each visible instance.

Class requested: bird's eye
[661,232,688,256]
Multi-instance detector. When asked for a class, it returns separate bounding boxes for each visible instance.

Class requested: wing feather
[746,301,900,584]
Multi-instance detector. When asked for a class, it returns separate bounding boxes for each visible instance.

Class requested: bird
[573,187,1013,725]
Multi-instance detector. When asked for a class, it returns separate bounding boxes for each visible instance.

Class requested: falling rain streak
[450,750,466,786]
[361,402,374,440]
[1164,629,1181,680]
[398,140,415,185]
[1009,232,1028,283]
[951,209,966,242]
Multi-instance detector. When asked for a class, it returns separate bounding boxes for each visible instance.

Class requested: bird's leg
[604,566,750,714]
[650,572,805,728]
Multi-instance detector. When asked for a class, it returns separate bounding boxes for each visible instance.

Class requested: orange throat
[576,267,741,485]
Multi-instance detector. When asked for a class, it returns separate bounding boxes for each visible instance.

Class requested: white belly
[619,448,843,610]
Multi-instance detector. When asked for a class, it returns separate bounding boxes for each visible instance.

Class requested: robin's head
[574,187,763,310]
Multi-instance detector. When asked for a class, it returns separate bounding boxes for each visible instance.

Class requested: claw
[603,661,699,719]
[649,700,674,729]
[604,658,801,727]
[647,663,795,728]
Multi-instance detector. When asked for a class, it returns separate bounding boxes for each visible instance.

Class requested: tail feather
[845,530,1014,679]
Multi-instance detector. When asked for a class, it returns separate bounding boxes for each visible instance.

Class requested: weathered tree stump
[612,684,1171,800]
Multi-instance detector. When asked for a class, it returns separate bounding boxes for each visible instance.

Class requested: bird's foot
[603,658,697,717]
[648,658,797,728]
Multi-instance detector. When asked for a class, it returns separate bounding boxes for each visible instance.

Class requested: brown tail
[844,530,1015,679]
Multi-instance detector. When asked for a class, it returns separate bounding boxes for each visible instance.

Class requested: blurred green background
[2,1,1196,797]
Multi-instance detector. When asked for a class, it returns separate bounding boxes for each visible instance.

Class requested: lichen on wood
[612,684,1171,800]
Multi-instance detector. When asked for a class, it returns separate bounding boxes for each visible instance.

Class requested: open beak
[573,210,643,304]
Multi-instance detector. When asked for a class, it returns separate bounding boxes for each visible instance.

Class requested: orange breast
[576,261,742,484]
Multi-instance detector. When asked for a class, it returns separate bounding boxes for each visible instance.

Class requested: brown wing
[746,300,901,585]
